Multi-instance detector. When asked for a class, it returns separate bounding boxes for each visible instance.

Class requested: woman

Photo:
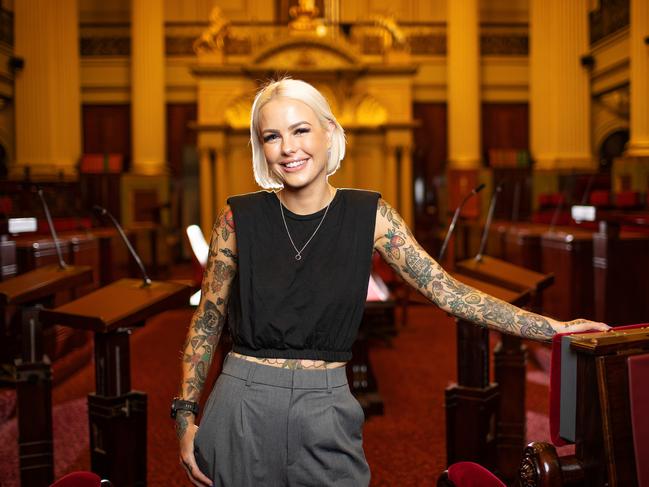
[174,78,608,487]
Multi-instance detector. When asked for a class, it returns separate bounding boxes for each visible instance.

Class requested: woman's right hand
[177,413,213,487]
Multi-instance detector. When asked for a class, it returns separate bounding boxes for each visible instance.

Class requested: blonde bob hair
[250,78,346,189]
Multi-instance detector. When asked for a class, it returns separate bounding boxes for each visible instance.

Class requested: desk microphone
[474,182,503,262]
[93,205,152,287]
[36,187,67,269]
[438,183,485,262]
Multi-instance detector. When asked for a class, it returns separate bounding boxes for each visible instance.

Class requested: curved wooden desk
[40,278,191,487]
[0,264,93,487]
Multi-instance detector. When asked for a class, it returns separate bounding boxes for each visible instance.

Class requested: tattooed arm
[374,199,609,341]
[177,206,237,487]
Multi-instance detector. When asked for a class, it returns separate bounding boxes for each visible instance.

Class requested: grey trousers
[194,353,370,487]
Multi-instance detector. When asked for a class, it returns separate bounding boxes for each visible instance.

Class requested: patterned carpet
[0,303,562,486]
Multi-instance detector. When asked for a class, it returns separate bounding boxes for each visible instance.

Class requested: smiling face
[258,97,333,191]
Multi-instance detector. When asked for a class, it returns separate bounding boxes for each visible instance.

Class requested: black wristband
[170,398,200,419]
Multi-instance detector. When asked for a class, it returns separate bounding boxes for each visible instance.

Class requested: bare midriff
[229,351,347,369]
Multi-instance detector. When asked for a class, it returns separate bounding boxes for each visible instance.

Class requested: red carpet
[0,303,561,485]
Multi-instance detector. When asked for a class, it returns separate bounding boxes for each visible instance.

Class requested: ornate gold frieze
[80,35,251,57]
[409,34,445,56]
[480,35,528,56]
[79,24,529,58]
[80,36,130,56]
[590,0,630,45]
[166,36,194,56]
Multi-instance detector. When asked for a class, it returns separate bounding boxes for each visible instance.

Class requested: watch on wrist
[170,398,200,419]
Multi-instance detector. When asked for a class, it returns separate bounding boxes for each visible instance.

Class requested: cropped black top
[226,189,381,362]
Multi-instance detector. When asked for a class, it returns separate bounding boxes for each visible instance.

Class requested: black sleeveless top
[226,189,381,361]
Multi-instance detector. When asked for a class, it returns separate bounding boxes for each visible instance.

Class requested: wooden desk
[90,227,135,285]
[15,235,72,275]
[40,278,191,487]
[0,236,16,281]
[593,222,649,324]
[348,299,396,417]
[541,229,594,321]
[519,326,649,487]
[445,272,530,473]
[0,265,93,308]
[0,264,93,487]
[453,255,553,480]
[14,232,100,300]
[455,255,554,296]
[504,224,547,273]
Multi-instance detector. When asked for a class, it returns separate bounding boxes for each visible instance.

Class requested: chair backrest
[186,225,209,267]
[441,462,506,487]
[628,352,649,487]
[50,471,103,487]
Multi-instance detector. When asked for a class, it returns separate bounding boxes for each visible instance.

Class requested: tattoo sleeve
[176,206,238,440]
[374,199,559,342]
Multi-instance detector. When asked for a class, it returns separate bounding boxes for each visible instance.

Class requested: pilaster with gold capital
[131,0,166,176]
[447,0,481,171]
[383,143,398,211]
[385,127,414,227]
[553,0,593,170]
[198,146,216,234]
[530,0,594,172]
[330,131,355,189]
[626,0,649,156]
[13,0,81,179]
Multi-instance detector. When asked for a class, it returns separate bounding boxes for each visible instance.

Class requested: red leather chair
[615,190,641,208]
[538,192,564,208]
[437,462,506,487]
[589,189,611,207]
[50,471,111,487]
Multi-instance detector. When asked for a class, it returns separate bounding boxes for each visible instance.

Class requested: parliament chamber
[0,0,648,485]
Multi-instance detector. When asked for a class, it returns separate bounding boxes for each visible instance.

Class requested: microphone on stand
[438,183,485,262]
[474,182,504,262]
[92,205,152,287]
[36,187,67,269]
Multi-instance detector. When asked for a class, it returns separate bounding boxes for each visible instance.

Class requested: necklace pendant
[295,254,302,261]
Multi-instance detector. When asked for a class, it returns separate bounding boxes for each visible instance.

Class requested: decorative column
[131,0,166,175]
[626,0,649,156]
[447,0,481,169]
[399,144,414,227]
[13,0,81,179]
[529,0,555,168]
[198,147,215,233]
[196,129,229,234]
[553,0,592,169]
[383,143,398,209]
[530,0,593,171]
